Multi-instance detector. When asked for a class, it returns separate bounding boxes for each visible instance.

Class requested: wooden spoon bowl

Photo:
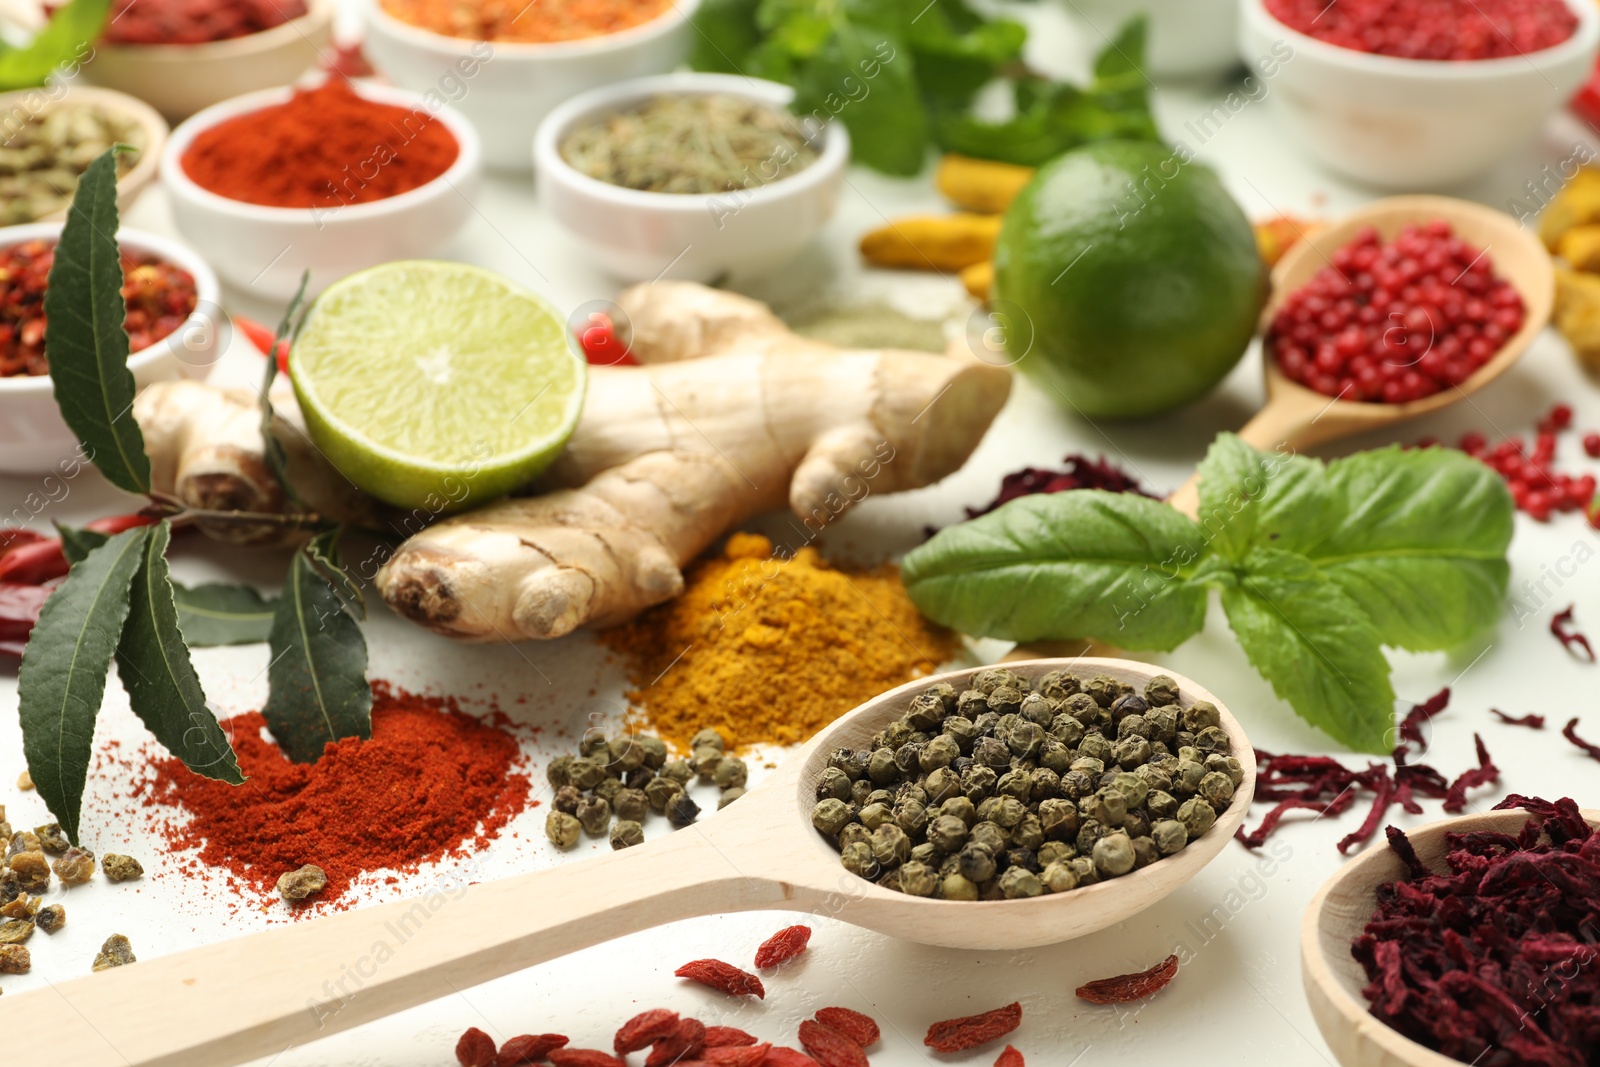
[1171,195,1553,518]
[1301,805,1600,1067]
[18,658,1254,1067]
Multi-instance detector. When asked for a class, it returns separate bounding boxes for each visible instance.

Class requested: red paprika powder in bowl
[160,78,481,300]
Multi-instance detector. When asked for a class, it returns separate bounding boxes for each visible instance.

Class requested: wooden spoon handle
[14,826,780,1067]
[1167,389,1332,518]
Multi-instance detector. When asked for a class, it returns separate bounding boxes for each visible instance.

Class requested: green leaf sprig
[0,0,109,91]
[901,434,1515,753]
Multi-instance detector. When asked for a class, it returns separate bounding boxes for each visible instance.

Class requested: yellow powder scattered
[603,533,959,750]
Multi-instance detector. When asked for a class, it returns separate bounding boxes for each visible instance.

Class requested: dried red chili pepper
[753,924,811,970]
[1550,604,1595,662]
[1076,954,1179,1004]
[549,1050,626,1067]
[1441,734,1498,812]
[0,582,54,659]
[702,1044,772,1067]
[761,1049,820,1067]
[616,1011,680,1056]
[796,1020,867,1067]
[235,314,291,375]
[993,1046,1024,1067]
[811,1009,878,1049]
[497,1034,570,1066]
[646,1019,706,1067]
[1489,708,1545,729]
[703,1028,758,1048]
[457,1028,498,1067]
[0,538,70,584]
[923,1003,1021,1053]
[1563,718,1600,761]
[674,959,765,999]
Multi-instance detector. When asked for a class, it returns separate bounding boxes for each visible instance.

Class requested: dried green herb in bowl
[559,93,819,195]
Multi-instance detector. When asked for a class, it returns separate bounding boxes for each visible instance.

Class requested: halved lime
[290,261,587,512]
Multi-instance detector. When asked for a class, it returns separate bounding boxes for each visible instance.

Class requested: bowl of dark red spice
[83,0,335,121]
[1240,0,1598,185]
[160,77,480,299]
[1303,796,1600,1067]
[0,222,220,476]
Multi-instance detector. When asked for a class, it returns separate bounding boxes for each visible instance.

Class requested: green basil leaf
[0,0,107,90]
[1194,434,1332,559]
[901,490,1210,650]
[44,146,150,496]
[17,526,148,843]
[172,582,276,646]
[793,26,926,175]
[689,0,763,71]
[1221,547,1396,753]
[262,530,371,763]
[54,522,108,565]
[115,522,244,785]
[1304,445,1514,651]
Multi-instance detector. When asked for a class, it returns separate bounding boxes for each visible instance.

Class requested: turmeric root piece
[376,284,1011,640]
[859,213,1002,271]
[1254,215,1322,268]
[935,154,1035,214]
[1538,167,1600,252]
[961,261,993,302]
[1557,224,1600,271]
[1553,268,1600,373]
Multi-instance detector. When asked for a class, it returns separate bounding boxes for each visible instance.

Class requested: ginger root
[135,282,1011,642]
[859,213,1002,271]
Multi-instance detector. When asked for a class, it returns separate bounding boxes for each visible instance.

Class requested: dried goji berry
[549,1050,626,1067]
[702,1043,772,1067]
[704,1028,759,1048]
[457,1028,498,1067]
[923,1003,1022,1053]
[797,1020,868,1067]
[616,1010,681,1055]
[675,959,766,999]
[761,1048,821,1067]
[753,925,812,970]
[1075,954,1179,1004]
[646,1018,707,1067]
[498,1035,570,1066]
[812,1009,878,1049]
[994,1046,1024,1067]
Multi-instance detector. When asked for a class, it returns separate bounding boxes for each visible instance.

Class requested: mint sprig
[902,434,1515,753]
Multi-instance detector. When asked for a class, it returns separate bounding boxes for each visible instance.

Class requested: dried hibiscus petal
[458,1028,498,1067]
[616,1010,680,1055]
[1563,718,1600,762]
[753,925,811,970]
[923,1002,1022,1053]
[812,1008,878,1049]
[675,959,765,999]
[797,1020,868,1067]
[498,1035,570,1066]
[703,1028,758,1048]
[1550,604,1595,661]
[1441,734,1498,813]
[549,1051,626,1067]
[1394,687,1450,757]
[1075,954,1179,1004]
[994,1047,1024,1067]
[1489,708,1545,728]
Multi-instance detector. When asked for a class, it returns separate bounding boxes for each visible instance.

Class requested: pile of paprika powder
[180,79,458,210]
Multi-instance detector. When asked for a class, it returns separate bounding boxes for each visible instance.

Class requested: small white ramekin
[1239,0,1600,189]
[363,0,698,172]
[533,73,849,283]
[160,81,482,301]
[0,222,227,476]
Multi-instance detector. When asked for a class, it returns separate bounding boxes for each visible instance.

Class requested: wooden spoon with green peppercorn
[17,658,1254,1067]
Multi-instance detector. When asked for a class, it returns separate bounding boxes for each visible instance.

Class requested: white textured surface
[2,4,1600,1063]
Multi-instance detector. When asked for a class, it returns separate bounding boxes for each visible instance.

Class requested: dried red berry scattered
[1393,686,1449,757]
[994,1046,1025,1067]
[702,1044,773,1067]
[1076,954,1180,1004]
[646,1019,706,1067]
[458,1028,498,1067]
[812,1008,878,1049]
[616,1011,681,1056]
[1443,409,1598,521]
[1551,604,1596,662]
[499,1035,571,1066]
[923,1003,1022,1053]
[1489,708,1545,729]
[703,1028,759,1048]
[963,454,1158,520]
[1586,431,1600,458]
[674,959,765,999]
[549,1050,626,1067]
[753,925,812,970]
[1441,734,1498,813]
[1563,717,1600,761]
[761,1048,821,1067]
[797,1020,868,1067]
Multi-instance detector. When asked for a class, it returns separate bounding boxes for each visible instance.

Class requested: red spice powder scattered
[138,682,532,905]
[181,78,459,209]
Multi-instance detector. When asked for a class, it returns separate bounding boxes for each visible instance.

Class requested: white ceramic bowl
[83,0,335,122]
[161,82,481,301]
[0,222,227,476]
[0,86,168,224]
[534,73,849,282]
[1071,0,1241,81]
[363,0,697,172]
[1240,0,1600,189]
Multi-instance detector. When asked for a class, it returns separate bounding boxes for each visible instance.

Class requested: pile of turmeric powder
[603,533,960,750]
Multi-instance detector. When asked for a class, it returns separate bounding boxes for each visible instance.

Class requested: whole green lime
[994,141,1266,419]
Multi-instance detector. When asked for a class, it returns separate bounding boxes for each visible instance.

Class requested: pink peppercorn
[1269,222,1524,404]
[1443,406,1598,521]
[1265,0,1577,59]
[1583,432,1600,458]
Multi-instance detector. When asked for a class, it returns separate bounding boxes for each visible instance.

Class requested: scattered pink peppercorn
[1423,405,1597,521]
[1584,432,1600,458]
[1265,0,1577,59]
[1269,222,1524,404]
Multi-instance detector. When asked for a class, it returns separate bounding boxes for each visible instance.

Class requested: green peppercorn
[1092,830,1136,877]
[857,802,892,832]
[660,759,694,786]
[919,734,960,772]
[1012,813,1044,850]
[990,796,1026,829]
[973,667,1021,694]
[553,784,581,815]
[997,866,1042,898]
[637,735,668,769]
[1037,841,1075,867]
[996,770,1033,803]
[1039,669,1080,699]
[1041,860,1078,894]
[1123,809,1151,840]
[1067,855,1099,886]
[850,779,874,805]
[692,746,723,782]
[691,728,726,752]
[942,716,978,753]
[546,755,574,789]
[614,788,649,823]
[839,823,872,850]
[1145,674,1180,706]
[1206,753,1245,786]
[969,821,1008,855]
[1060,770,1095,800]
[1004,720,1044,759]
[1079,733,1113,763]
[1075,818,1107,854]
[972,736,1011,769]
[608,736,646,773]
[1111,772,1149,809]
[579,729,609,759]
[899,860,939,897]
[1194,726,1232,756]
[903,692,945,731]
[866,748,897,784]
[961,764,998,802]
[718,787,745,809]
[545,811,581,849]
[811,798,852,836]
[1198,771,1235,808]
[1177,797,1217,837]
[941,873,979,900]
[871,824,911,868]
[667,792,700,828]
[896,781,928,807]
[1173,759,1206,795]
[1081,788,1127,828]
[841,841,878,879]
[594,777,623,804]
[1085,674,1121,707]
[1151,819,1187,855]
[956,845,996,883]
[1036,798,1078,840]
[1147,790,1180,821]
[713,757,748,790]
[568,757,605,790]
[940,796,977,826]
[610,820,645,849]
[923,767,961,804]
[646,776,683,813]
[1113,737,1152,769]
[575,796,611,836]
[1131,836,1159,869]
[928,814,968,852]
[1183,700,1222,732]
